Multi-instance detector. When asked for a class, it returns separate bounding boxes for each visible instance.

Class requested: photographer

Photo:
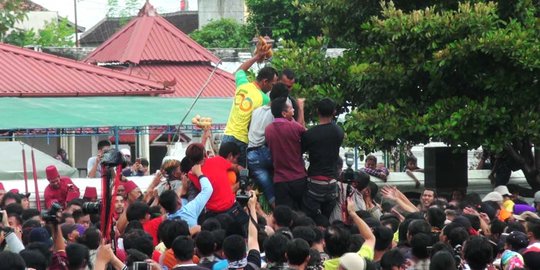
[45,203,90,270]
[122,158,149,177]
[329,158,368,224]
[87,140,111,178]
[0,210,24,253]
[159,163,213,228]
[44,166,80,209]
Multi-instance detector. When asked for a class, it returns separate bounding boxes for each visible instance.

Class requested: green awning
[0,97,233,129]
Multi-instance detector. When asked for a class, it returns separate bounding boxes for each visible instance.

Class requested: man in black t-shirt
[301,98,344,219]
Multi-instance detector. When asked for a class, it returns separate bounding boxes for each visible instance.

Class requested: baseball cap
[506,231,529,250]
[494,185,511,196]
[339,253,366,270]
[29,227,53,247]
[482,192,503,203]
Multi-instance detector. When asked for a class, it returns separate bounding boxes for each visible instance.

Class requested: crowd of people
[2,52,540,270]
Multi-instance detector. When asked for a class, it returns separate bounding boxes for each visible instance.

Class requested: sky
[32,0,198,29]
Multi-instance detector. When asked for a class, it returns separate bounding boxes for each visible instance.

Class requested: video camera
[236,168,251,207]
[41,202,63,224]
[82,201,101,215]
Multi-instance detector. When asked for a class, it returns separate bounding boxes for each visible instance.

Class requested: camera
[343,152,356,183]
[41,202,63,224]
[236,168,251,207]
[132,262,150,270]
[82,201,101,215]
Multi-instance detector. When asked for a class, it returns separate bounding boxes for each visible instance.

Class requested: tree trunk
[505,141,540,197]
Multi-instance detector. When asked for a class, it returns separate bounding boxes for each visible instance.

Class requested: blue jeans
[221,135,247,167]
[247,146,274,204]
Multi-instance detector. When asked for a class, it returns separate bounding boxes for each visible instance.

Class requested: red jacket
[44,177,80,208]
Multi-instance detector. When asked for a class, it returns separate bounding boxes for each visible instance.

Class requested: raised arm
[247,191,260,252]
[381,186,419,213]
[237,50,266,72]
[347,197,375,250]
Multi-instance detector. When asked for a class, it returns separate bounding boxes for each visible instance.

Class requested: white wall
[198,0,246,28]
[14,11,59,32]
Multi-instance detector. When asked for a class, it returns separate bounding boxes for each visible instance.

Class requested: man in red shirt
[265,97,306,210]
[186,142,248,226]
[44,165,80,208]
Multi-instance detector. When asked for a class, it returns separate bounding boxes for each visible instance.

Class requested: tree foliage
[245,0,321,42]
[274,0,540,190]
[190,18,251,48]
[0,0,26,41]
[5,18,75,47]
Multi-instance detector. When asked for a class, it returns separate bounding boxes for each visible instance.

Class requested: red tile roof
[0,43,172,97]
[82,1,234,98]
[126,64,235,97]
[83,2,218,64]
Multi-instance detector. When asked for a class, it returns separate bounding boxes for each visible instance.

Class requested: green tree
[5,18,75,47]
[0,0,26,41]
[190,18,251,48]
[274,1,540,191]
[107,0,143,25]
[245,0,321,42]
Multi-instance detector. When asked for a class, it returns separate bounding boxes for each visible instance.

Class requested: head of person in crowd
[1,192,21,208]
[407,219,431,242]
[380,248,406,270]
[223,235,247,266]
[351,170,371,193]
[272,205,294,230]
[123,229,154,257]
[421,188,436,209]
[430,250,456,270]
[270,82,290,102]
[66,243,90,270]
[123,180,142,203]
[195,230,215,257]
[82,187,97,202]
[280,68,295,91]
[116,184,126,198]
[405,156,419,170]
[72,209,91,230]
[265,233,289,266]
[219,141,241,165]
[161,158,183,182]
[185,143,206,165]
[325,224,351,259]
[78,226,101,250]
[365,155,377,170]
[287,238,310,268]
[271,97,294,121]
[45,165,62,190]
[411,233,431,262]
[126,201,150,224]
[256,66,278,93]
[374,226,394,254]
[114,194,124,216]
[65,199,83,214]
[96,140,111,154]
[159,190,181,215]
[0,251,26,270]
[427,207,446,230]
[0,183,6,204]
[339,252,366,270]
[61,223,83,244]
[20,249,47,270]
[463,236,494,270]
[317,97,337,118]
[172,235,196,265]
[120,148,131,163]
[158,219,190,249]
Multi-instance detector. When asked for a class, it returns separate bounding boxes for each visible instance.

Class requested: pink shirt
[265,118,306,183]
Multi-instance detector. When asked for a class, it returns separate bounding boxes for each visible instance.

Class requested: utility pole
[74,0,78,47]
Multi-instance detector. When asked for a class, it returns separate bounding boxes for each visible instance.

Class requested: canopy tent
[0,97,232,129]
[0,141,78,180]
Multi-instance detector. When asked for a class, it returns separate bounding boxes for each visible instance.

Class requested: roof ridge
[0,43,166,89]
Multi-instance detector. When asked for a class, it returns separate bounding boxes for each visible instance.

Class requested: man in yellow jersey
[222,50,278,166]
